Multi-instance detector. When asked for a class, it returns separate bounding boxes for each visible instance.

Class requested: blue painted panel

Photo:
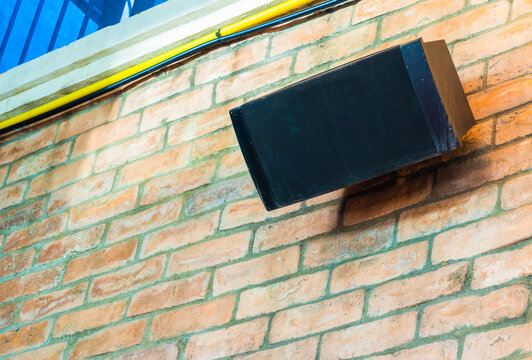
[54,2,85,49]
[23,0,63,63]
[0,1,18,47]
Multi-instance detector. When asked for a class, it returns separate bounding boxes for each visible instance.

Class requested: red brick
[344,174,432,226]
[512,0,532,19]
[462,322,532,360]
[191,129,238,160]
[331,241,428,293]
[4,213,67,253]
[235,338,319,360]
[502,172,532,209]
[107,197,182,243]
[0,302,16,328]
[295,23,378,74]
[432,204,532,263]
[5,342,66,360]
[304,217,394,268]
[0,198,45,231]
[469,75,532,119]
[0,182,26,211]
[220,197,301,229]
[56,99,121,141]
[488,43,532,86]
[216,57,293,103]
[453,17,532,67]
[0,321,50,356]
[196,39,268,84]
[237,271,328,319]
[8,142,70,183]
[320,312,417,360]
[63,238,137,283]
[0,265,62,303]
[141,85,213,131]
[53,300,126,337]
[185,318,268,360]
[366,340,458,360]
[140,160,216,206]
[353,0,418,23]
[398,185,497,242]
[421,284,529,337]
[0,166,7,185]
[0,126,55,166]
[20,282,87,322]
[435,138,532,197]
[89,255,164,301]
[94,127,165,172]
[122,68,192,114]
[68,319,146,360]
[368,262,468,316]
[167,231,250,275]
[151,295,235,340]
[219,150,247,178]
[417,1,509,44]
[254,205,340,252]
[128,271,209,316]
[458,62,485,94]
[495,103,532,145]
[472,242,532,289]
[47,171,115,213]
[69,187,138,230]
[0,249,35,277]
[27,155,94,198]
[37,224,104,264]
[213,246,299,295]
[111,344,179,360]
[118,143,191,186]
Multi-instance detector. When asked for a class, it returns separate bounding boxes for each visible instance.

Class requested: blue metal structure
[0,0,168,73]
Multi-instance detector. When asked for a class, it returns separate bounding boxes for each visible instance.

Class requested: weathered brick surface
[487,43,532,86]
[0,321,50,356]
[5,342,66,360]
[0,182,26,211]
[110,344,179,360]
[501,172,532,209]
[0,265,62,303]
[0,249,35,277]
[366,340,458,360]
[0,302,17,328]
[4,213,67,253]
[0,198,45,231]
[495,103,532,145]
[235,337,319,360]
[0,126,55,166]
[8,142,70,183]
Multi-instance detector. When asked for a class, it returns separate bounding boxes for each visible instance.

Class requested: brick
[0,249,35,277]
[220,197,301,229]
[0,166,7,185]
[462,322,532,360]
[94,127,165,172]
[353,0,418,23]
[294,23,378,74]
[68,319,146,360]
[128,272,209,316]
[0,126,55,166]
[196,39,268,84]
[118,143,191,186]
[453,17,532,67]
[216,57,292,103]
[237,271,328,319]
[435,138,532,197]
[110,344,179,360]
[366,340,458,360]
[442,120,493,161]
[254,205,340,252]
[63,238,137,283]
[69,187,138,230]
[469,75,532,119]
[304,217,394,268]
[0,302,17,328]
[8,142,70,183]
[344,174,432,226]
[0,182,26,211]
[433,204,532,263]
[141,85,213,131]
[20,282,87,322]
[185,318,268,360]
[53,300,126,337]
[472,242,532,289]
[37,224,104,264]
[495,103,532,145]
[27,155,94,198]
[57,99,121,141]
[184,174,255,215]
[89,255,164,301]
[0,265,62,303]
[458,62,485,94]
[191,129,238,160]
[5,342,66,360]
[4,213,67,253]
[0,198,45,231]
[123,68,192,114]
[417,1,509,44]
[320,312,417,360]
[421,284,529,337]
[107,197,182,243]
[151,295,235,340]
[270,7,352,56]
[235,338,319,360]
[331,241,428,294]
[502,172,532,209]
[167,231,250,275]
[141,160,216,206]
[167,100,242,145]
[219,150,247,178]
[47,171,115,213]
[213,246,299,295]
[488,43,532,86]
[0,321,50,356]
[398,185,497,242]
[512,0,532,19]
[368,262,468,316]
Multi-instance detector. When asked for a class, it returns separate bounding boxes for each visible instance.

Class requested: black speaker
[229,38,475,210]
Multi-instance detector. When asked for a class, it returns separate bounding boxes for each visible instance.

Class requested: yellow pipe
[0,0,316,131]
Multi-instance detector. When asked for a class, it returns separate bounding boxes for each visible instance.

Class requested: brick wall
[0,0,531,359]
